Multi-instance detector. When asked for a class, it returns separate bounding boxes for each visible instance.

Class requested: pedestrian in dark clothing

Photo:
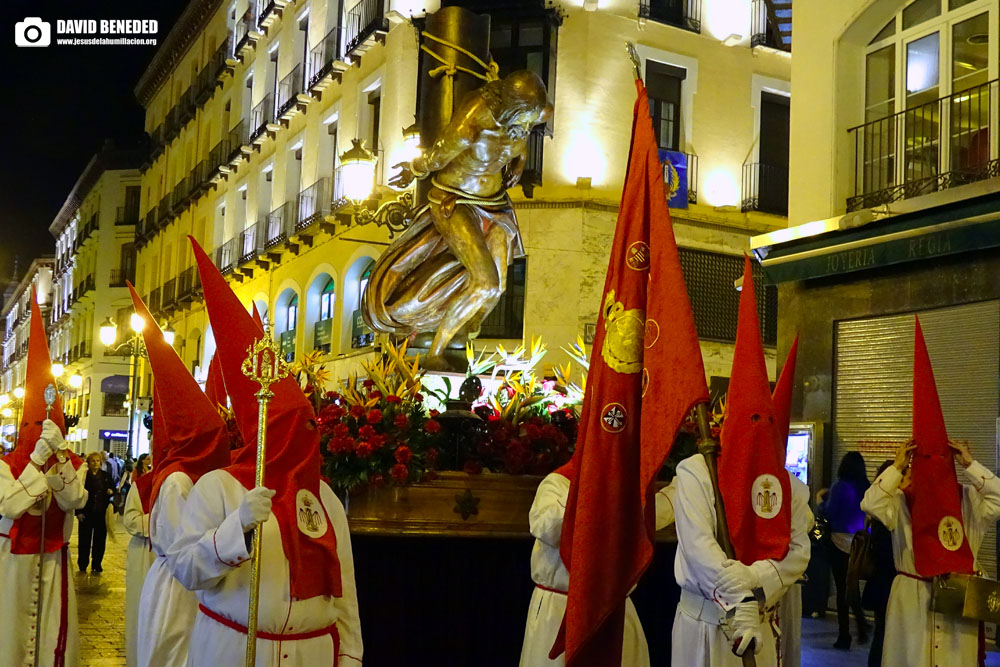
[78,452,114,573]
[827,451,871,649]
[863,460,898,667]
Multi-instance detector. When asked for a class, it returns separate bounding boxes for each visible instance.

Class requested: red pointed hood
[717,256,791,564]
[909,316,974,576]
[190,236,342,600]
[204,354,227,412]
[128,283,230,514]
[772,336,799,456]
[5,289,83,554]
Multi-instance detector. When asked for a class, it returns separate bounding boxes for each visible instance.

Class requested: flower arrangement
[295,337,587,494]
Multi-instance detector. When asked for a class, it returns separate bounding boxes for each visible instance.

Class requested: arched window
[359,261,374,305]
[320,279,335,320]
[856,0,995,209]
[287,295,299,331]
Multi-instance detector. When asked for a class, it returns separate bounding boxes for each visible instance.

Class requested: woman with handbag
[826,451,871,649]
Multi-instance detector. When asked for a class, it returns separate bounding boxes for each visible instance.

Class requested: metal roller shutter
[833,300,1000,577]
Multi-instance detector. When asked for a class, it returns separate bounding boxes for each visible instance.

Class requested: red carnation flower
[362,379,375,389]
[386,395,402,404]
[414,393,424,403]
[367,409,383,424]
[429,409,440,417]
[424,419,441,434]
[391,463,409,483]
[349,404,366,419]
[394,445,412,465]
[393,414,409,429]
[524,423,542,440]
[370,434,387,449]
[358,424,376,440]
[333,423,350,437]
[355,442,373,459]
[369,390,383,400]
[324,391,341,401]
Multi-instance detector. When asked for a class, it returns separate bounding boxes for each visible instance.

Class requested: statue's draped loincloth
[362,181,523,335]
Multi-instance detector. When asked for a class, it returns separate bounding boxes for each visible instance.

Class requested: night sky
[0,1,188,284]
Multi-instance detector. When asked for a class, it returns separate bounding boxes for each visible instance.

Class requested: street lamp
[99,317,117,346]
[68,374,83,389]
[340,139,377,203]
[163,323,176,347]
[51,363,65,378]
[131,313,146,334]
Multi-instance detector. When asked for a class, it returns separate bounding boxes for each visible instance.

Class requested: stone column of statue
[362,69,552,371]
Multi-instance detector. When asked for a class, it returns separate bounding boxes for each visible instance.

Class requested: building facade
[754,0,999,574]
[0,259,56,448]
[48,146,143,454]
[132,0,793,424]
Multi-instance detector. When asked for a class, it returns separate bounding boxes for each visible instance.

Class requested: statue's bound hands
[389,162,416,189]
[503,156,525,189]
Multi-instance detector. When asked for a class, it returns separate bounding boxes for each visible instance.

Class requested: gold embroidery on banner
[601,290,645,374]
[601,403,627,433]
[644,319,660,349]
[626,242,650,271]
[641,368,650,397]
[937,515,964,551]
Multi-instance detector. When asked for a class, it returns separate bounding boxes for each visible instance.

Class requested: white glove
[716,559,761,601]
[30,437,54,467]
[39,419,67,451]
[730,601,764,656]
[238,486,275,531]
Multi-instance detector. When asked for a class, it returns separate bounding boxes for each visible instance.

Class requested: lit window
[359,262,373,306]
[320,279,335,320]
[287,296,298,331]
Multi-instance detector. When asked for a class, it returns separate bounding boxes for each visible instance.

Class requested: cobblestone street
[71,515,128,666]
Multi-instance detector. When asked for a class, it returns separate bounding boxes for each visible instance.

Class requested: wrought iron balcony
[848,78,999,212]
[161,278,177,310]
[234,6,258,55]
[172,177,191,213]
[265,201,297,248]
[157,196,172,227]
[296,178,331,231]
[177,265,202,302]
[239,222,266,265]
[750,0,791,51]
[307,28,343,90]
[276,64,305,118]
[109,268,133,288]
[148,287,161,314]
[216,238,238,274]
[250,94,275,142]
[345,0,388,57]
[741,161,788,216]
[638,0,701,34]
[228,121,249,161]
[116,205,139,226]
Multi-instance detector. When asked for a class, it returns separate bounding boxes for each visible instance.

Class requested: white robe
[137,472,200,667]
[518,472,677,667]
[671,454,812,667]
[0,457,88,667]
[860,461,1000,667]
[167,469,363,666]
[123,483,155,667]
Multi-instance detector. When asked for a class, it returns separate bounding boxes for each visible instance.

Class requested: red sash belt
[535,583,567,595]
[898,571,932,582]
[198,604,340,662]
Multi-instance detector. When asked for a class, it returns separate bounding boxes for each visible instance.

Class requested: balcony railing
[162,278,178,310]
[265,201,297,247]
[172,177,191,212]
[216,238,239,274]
[158,196,172,226]
[276,64,304,117]
[116,205,139,226]
[848,78,999,212]
[750,0,790,51]
[109,268,133,287]
[240,222,266,264]
[148,287,162,314]
[210,136,233,169]
[741,162,788,216]
[307,28,342,89]
[228,120,250,160]
[256,0,280,28]
[638,0,701,33]
[250,94,274,141]
[234,6,258,54]
[177,265,202,301]
[345,0,387,56]
[297,178,331,230]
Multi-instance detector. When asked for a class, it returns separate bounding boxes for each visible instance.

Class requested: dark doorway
[758,91,790,215]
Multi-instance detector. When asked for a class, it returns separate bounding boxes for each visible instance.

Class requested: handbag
[847,519,875,592]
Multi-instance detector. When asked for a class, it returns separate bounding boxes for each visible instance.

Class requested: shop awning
[751,188,1000,284]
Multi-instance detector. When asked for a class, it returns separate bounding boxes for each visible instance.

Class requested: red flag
[552,79,709,665]
[909,316,974,577]
[718,257,792,564]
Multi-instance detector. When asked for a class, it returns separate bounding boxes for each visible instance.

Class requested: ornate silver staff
[34,383,57,667]
[240,327,288,666]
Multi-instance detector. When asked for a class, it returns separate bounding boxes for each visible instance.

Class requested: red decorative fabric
[198,604,341,666]
[133,468,155,515]
[204,354,227,413]
[127,284,230,515]
[908,316,974,577]
[717,256,792,565]
[5,291,83,554]
[552,80,709,666]
[772,336,798,456]
[191,237,342,601]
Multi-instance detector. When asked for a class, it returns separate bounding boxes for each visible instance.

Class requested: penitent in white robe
[671,454,812,667]
[860,461,1000,667]
[137,472,200,667]
[0,457,88,667]
[123,483,155,667]
[518,472,677,667]
[167,469,363,666]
